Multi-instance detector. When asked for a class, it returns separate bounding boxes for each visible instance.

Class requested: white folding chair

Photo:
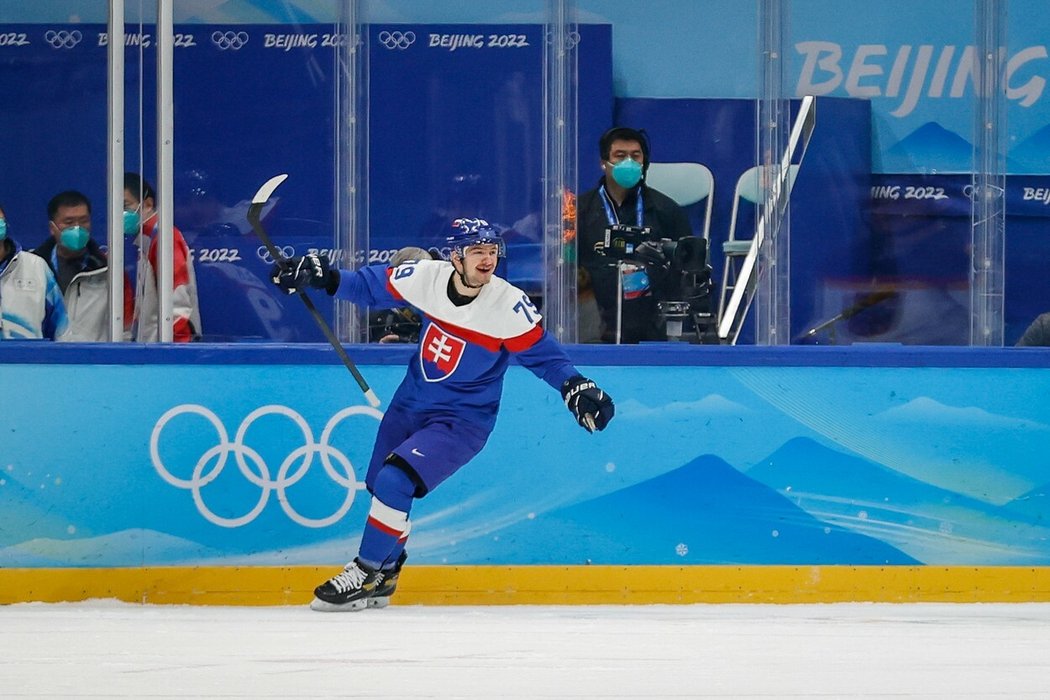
[718,164,800,321]
[643,162,714,240]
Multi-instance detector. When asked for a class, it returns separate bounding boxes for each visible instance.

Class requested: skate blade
[367,596,391,609]
[309,597,369,613]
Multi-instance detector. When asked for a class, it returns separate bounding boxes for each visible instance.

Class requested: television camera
[602,224,718,343]
[369,307,423,344]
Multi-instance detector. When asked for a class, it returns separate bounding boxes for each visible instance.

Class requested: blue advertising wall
[0,23,341,340]
[5,4,1050,346]
[3,1,1050,177]
[0,22,612,339]
[366,23,612,297]
[784,0,1050,176]
[3,344,1050,569]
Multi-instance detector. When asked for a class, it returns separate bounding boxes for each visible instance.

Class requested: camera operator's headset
[599,126,651,177]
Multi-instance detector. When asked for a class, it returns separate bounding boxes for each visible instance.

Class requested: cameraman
[577,126,691,343]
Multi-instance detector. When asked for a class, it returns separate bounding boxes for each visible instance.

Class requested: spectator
[577,126,691,343]
[34,190,133,342]
[0,204,68,339]
[1016,312,1050,347]
[124,173,202,342]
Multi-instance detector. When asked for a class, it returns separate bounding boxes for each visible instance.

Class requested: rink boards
[4,565,1050,606]
[2,343,1050,604]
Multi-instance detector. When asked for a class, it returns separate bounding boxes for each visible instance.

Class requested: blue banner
[367,24,612,296]
[3,346,1050,567]
[0,23,341,341]
[871,174,1050,218]
[0,22,613,339]
[865,173,1050,344]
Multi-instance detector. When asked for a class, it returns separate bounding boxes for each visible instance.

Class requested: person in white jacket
[124,173,202,342]
[34,190,133,342]
[0,205,68,339]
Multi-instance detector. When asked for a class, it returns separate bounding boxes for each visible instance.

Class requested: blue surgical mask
[0,218,7,241]
[60,225,90,252]
[609,158,643,188]
[123,208,141,236]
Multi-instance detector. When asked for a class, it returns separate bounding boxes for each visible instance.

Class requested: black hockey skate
[310,558,383,612]
[368,551,408,609]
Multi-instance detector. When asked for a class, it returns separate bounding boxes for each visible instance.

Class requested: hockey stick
[247,174,381,408]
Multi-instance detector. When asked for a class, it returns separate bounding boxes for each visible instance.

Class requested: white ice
[3,602,1050,698]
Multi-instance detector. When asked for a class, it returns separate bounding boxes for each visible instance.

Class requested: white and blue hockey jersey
[335,259,580,430]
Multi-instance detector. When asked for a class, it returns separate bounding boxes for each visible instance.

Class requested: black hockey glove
[561,375,615,433]
[270,253,339,295]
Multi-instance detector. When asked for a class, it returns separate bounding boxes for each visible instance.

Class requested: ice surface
[3,602,1050,698]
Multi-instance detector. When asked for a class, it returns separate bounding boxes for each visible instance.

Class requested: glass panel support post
[755,0,792,346]
[336,0,367,342]
[155,0,175,342]
[107,0,126,341]
[970,0,1007,347]
[542,0,579,343]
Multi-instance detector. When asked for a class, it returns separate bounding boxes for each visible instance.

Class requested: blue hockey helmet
[446,217,505,259]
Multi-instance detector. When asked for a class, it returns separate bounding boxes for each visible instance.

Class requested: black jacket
[577,179,691,343]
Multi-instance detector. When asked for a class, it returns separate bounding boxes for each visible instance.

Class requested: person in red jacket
[124,173,202,342]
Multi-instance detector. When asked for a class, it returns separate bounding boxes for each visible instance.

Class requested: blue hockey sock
[383,539,408,571]
[358,464,415,570]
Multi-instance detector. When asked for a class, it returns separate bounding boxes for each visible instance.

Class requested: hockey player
[271,218,615,611]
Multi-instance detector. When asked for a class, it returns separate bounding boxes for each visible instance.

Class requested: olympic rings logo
[257,244,295,265]
[378,31,415,50]
[962,183,1005,201]
[212,31,249,51]
[544,29,580,50]
[151,403,382,528]
[44,30,82,49]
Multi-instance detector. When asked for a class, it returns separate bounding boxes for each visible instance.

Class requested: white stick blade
[364,389,382,408]
[252,174,289,205]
